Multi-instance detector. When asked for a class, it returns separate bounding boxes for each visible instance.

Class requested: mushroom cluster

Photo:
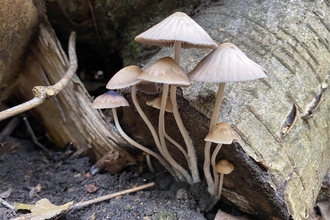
[91,11,267,208]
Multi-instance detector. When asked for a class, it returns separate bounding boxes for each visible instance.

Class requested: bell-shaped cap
[135,12,217,49]
[92,91,129,109]
[188,42,267,83]
[106,65,142,90]
[146,96,173,113]
[138,57,190,86]
[215,159,234,174]
[204,122,238,144]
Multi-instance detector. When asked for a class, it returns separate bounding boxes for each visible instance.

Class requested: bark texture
[139,0,330,219]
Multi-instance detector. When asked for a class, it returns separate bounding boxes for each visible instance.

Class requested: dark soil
[0,136,215,220]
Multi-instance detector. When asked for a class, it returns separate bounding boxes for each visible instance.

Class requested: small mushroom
[215,159,234,200]
[203,122,238,196]
[189,42,266,192]
[92,91,174,178]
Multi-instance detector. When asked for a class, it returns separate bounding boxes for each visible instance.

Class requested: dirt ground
[0,131,252,220]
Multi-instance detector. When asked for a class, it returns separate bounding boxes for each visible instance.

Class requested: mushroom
[204,122,238,195]
[188,42,266,193]
[135,12,218,183]
[138,57,193,184]
[215,159,234,200]
[91,91,175,178]
[188,42,267,129]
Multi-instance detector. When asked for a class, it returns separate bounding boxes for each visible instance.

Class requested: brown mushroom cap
[106,65,142,90]
[215,159,234,174]
[136,81,159,94]
[92,91,129,109]
[146,96,173,113]
[135,12,217,49]
[204,122,238,144]
[138,57,190,86]
[188,42,267,83]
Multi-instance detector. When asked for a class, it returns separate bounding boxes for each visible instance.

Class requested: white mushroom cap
[135,12,217,49]
[204,122,238,144]
[138,57,190,86]
[106,65,142,90]
[92,91,129,109]
[188,42,267,83]
[215,159,234,174]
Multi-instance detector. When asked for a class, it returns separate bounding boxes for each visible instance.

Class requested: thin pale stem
[172,40,200,183]
[112,108,175,178]
[170,85,199,183]
[217,173,224,200]
[204,141,216,195]
[211,143,223,188]
[209,83,226,131]
[158,84,192,184]
[131,85,163,155]
[164,130,189,167]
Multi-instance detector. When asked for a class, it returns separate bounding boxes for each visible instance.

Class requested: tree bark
[137,0,330,219]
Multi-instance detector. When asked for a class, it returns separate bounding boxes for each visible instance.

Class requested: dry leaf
[14,198,73,220]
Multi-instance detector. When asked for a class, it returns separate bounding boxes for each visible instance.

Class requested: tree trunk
[137,0,330,219]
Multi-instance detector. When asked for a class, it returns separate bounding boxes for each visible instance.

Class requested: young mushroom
[188,42,266,193]
[204,122,238,196]
[135,11,218,183]
[215,159,234,200]
[92,91,175,179]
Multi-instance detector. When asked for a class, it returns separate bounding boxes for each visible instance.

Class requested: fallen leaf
[14,198,73,220]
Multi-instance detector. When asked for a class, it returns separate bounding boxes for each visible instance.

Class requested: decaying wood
[15,19,136,165]
[0,32,77,121]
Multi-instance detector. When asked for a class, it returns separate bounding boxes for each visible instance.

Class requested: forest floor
[0,122,324,220]
[0,134,254,220]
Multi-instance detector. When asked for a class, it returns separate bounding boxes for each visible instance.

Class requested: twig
[70,182,155,209]
[23,117,48,153]
[0,198,15,210]
[0,117,20,142]
[0,32,78,121]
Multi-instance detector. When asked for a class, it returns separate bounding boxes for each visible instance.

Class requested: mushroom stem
[145,154,155,173]
[164,130,190,167]
[111,107,176,179]
[170,85,200,183]
[211,143,223,188]
[203,83,225,194]
[131,85,163,155]
[171,40,200,183]
[204,141,216,195]
[209,83,226,131]
[158,84,192,184]
[217,173,224,200]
